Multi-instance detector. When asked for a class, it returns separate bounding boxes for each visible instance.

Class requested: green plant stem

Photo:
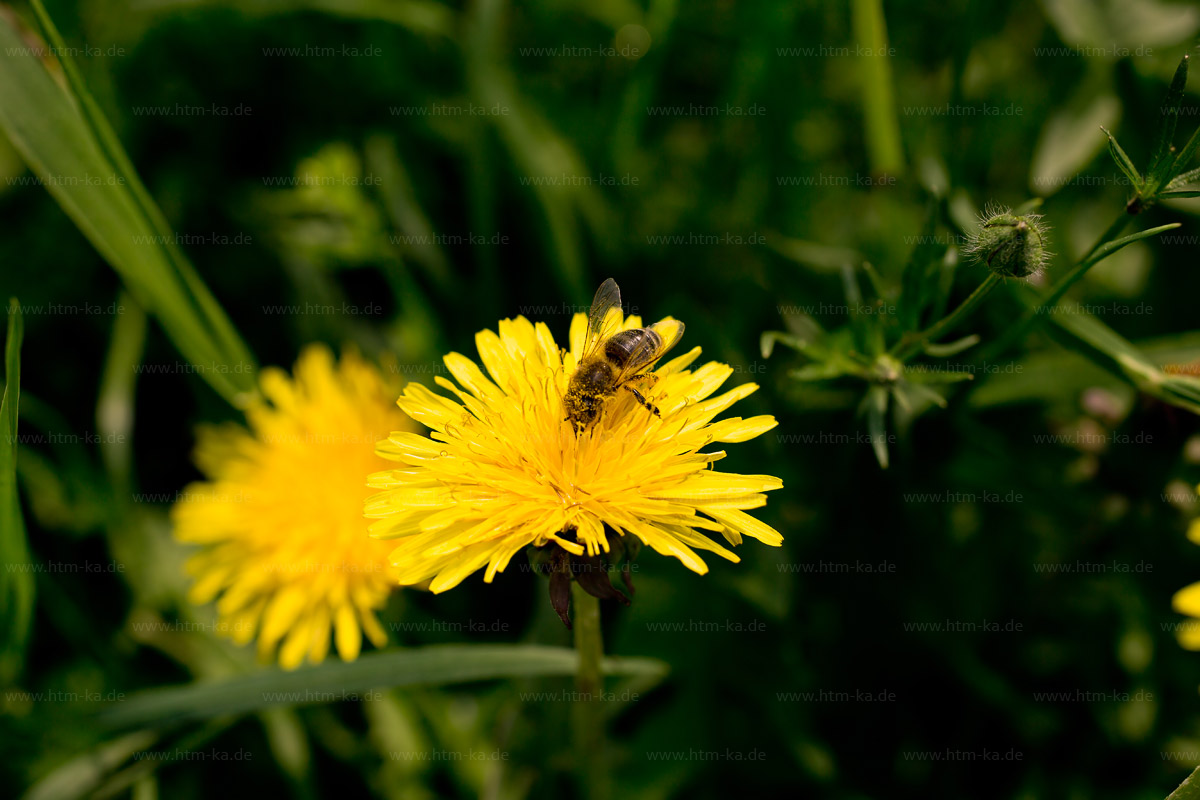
[1167,764,1200,800]
[571,583,608,800]
[1002,209,1127,356]
[984,214,1180,360]
[890,273,1002,361]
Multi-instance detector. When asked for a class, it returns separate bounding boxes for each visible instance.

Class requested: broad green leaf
[97,645,669,731]
[0,8,256,406]
[0,299,31,684]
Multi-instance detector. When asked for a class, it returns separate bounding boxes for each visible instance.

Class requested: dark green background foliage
[5,0,1200,797]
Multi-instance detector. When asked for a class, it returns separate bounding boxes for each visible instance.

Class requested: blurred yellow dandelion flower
[365,295,784,604]
[1171,490,1200,649]
[173,345,411,669]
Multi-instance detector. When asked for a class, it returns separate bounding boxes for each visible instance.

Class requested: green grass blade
[852,0,903,175]
[25,0,255,376]
[0,299,32,684]
[97,645,670,731]
[0,12,256,406]
[96,293,146,493]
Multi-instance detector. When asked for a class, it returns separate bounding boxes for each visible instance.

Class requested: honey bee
[564,278,685,431]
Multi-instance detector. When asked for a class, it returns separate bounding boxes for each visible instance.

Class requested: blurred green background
[5,0,1200,797]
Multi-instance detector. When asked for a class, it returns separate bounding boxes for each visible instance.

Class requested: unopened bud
[966,206,1050,278]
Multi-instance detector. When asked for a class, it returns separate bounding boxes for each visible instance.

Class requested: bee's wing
[614,319,686,382]
[580,278,625,361]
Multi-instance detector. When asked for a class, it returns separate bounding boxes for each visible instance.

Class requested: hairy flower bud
[966,206,1050,278]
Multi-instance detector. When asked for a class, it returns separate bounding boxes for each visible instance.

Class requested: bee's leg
[623,373,662,415]
[628,372,662,399]
[622,383,660,417]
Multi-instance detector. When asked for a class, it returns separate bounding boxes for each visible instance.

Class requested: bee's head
[565,389,603,432]
[572,400,600,431]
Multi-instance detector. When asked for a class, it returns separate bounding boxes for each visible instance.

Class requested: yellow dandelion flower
[173,345,412,669]
[365,281,784,615]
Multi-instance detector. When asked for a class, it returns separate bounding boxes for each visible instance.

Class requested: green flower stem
[986,209,1128,359]
[985,215,1180,360]
[1026,241,1125,318]
[572,583,608,800]
[1167,764,1200,800]
[890,273,1002,361]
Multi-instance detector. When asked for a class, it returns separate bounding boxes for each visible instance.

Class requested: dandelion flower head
[173,345,411,669]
